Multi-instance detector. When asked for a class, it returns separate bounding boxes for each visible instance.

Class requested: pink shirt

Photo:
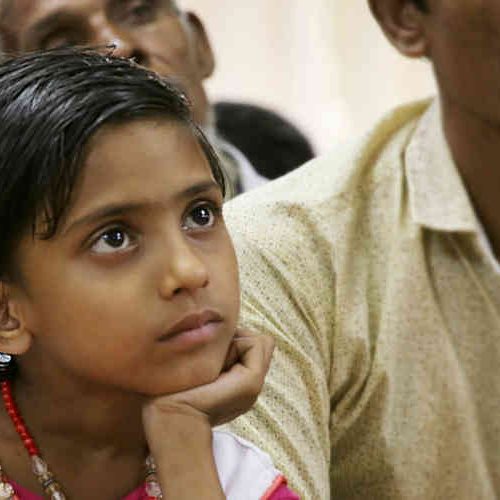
[11,431,300,499]
[12,480,298,499]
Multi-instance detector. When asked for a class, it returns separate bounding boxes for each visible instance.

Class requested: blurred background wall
[182,0,437,153]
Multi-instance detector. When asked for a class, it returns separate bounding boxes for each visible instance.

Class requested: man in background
[224,0,500,498]
[215,101,315,180]
[0,0,312,196]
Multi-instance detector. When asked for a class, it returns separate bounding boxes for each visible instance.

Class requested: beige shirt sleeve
[223,173,339,499]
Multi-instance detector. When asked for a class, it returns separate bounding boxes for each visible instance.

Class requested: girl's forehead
[64,120,216,222]
[82,119,206,185]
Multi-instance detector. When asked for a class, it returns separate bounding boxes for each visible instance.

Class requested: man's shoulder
[224,99,431,242]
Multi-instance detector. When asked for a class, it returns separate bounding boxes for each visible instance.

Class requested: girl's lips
[162,310,222,337]
[157,310,223,349]
[159,321,223,351]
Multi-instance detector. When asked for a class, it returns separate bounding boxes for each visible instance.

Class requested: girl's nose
[158,244,210,299]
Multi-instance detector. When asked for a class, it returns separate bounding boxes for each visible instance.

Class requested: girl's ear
[368,0,428,58]
[0,284,32,355]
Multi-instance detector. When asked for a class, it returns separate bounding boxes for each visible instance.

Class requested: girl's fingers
[224,328,273,372]
[222,339,239,372]
[232,330,275,374]
[160,332,275,426]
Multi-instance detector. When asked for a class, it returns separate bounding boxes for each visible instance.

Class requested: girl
[0,48,298,500]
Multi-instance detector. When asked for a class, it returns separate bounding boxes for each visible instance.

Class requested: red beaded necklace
[0,381,163,500]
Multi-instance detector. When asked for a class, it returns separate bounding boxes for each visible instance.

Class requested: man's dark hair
[215,102,315,180]
[0,47,225,279]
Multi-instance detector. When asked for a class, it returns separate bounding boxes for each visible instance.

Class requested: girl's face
[11,119,239,396]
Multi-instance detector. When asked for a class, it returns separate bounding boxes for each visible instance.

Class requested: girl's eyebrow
[62,180,220,235]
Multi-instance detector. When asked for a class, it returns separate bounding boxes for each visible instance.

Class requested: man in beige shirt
[225,1,500,498]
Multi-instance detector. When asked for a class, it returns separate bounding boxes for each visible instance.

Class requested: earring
[0,353,16,381]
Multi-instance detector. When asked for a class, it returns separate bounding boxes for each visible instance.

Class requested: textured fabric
[11,431,298,499]
[476,219,500,275]
[224,99,500,499]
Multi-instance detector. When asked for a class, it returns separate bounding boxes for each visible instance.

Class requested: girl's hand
[141,330,274,500]
[143,329,275,428]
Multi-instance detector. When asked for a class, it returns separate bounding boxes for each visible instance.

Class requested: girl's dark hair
[0,47,225,280]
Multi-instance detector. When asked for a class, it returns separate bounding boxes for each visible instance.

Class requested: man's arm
[225,203,336,500]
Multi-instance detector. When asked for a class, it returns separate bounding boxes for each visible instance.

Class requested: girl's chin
[142,363,226,398]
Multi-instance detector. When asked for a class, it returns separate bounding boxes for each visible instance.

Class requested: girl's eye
[90,228,135,255]
[183,203,220,231]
